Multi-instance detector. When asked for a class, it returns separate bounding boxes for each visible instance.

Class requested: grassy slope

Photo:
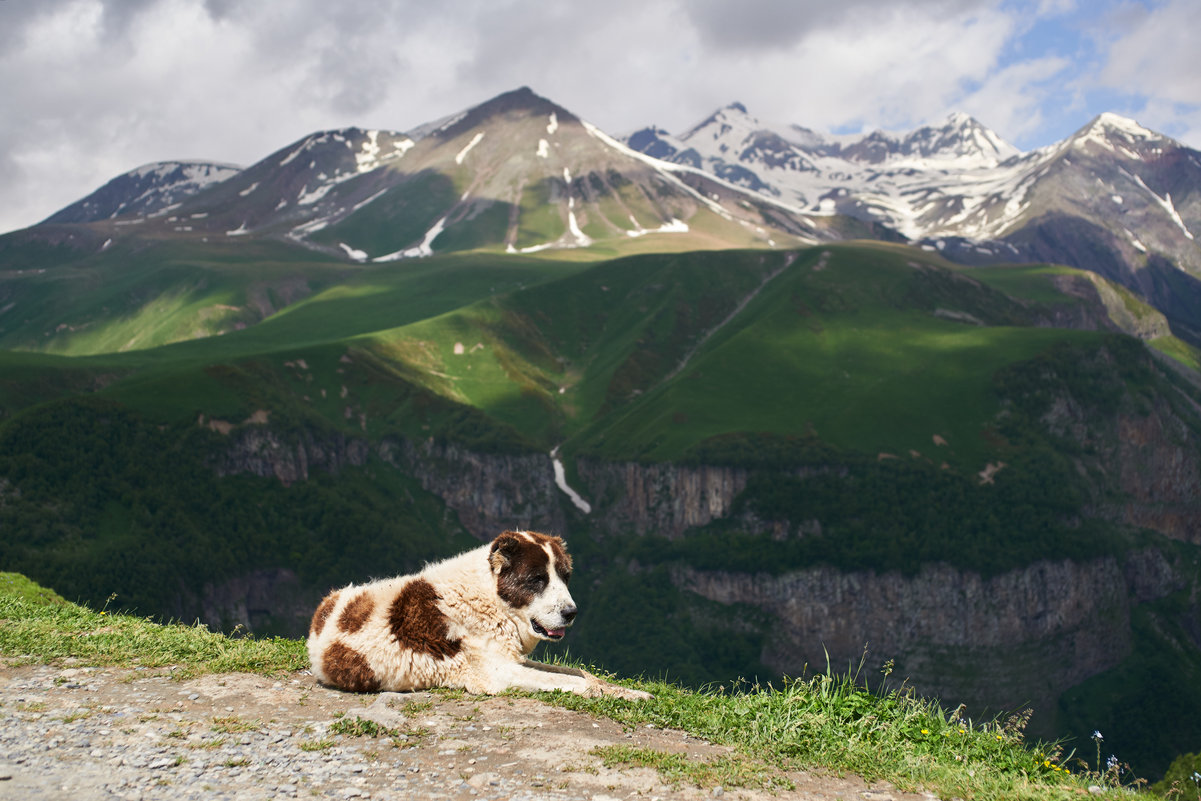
[0,572,1148,801]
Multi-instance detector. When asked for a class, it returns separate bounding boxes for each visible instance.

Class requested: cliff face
[211,421,564,541]
[169,568,317,637]
[1033,380,1201,547]
[211,424,370,485]
[672,550,1183,731]
[380,438,566,541]
[576,459,747,538]
[1111,407,1201,545]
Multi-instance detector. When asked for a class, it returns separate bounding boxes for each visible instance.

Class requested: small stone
[1088,787,1105,795]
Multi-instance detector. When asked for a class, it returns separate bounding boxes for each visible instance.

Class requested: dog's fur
[307,530,649,700]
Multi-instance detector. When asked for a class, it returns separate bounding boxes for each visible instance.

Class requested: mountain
[627,105,1201,341]
[38,88,842,266]
[43,161,241,224]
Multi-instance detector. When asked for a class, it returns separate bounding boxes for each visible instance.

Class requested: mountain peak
[43,160,241,224]
[432,86,576,140]
[1084,112,1157,140]
[1066,112,1169,158]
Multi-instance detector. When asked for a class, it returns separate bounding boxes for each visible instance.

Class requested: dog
[307,529,650,700]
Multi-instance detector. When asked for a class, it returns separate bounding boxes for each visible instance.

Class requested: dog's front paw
[601,683,652,701]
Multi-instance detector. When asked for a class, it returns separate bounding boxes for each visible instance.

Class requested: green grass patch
[0,571,306,676]
[515,178,566,249]
[592,744,781,790]
[969,263,1082,305]
[1149,335,1201,371]
[541,666,1142,801]
[328,716,407,742]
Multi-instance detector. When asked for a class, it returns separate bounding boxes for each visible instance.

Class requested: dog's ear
[489,531,522,575]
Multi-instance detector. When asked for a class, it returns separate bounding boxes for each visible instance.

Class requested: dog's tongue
[547,627,567,638]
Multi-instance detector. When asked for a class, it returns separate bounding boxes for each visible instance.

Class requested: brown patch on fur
[338,591,375,634]
[309,591,340,638]
[321,642,380,692]
[490,530,571,607]
[387,579,462,660]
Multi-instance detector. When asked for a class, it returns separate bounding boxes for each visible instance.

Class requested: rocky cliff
[576,459,748,539]
[672,549,1186,733]
[379,438,566,540]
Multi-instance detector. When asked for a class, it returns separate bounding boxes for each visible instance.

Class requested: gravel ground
[0,661,931,801]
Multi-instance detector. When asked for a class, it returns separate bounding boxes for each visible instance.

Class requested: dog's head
[489,530,576,643]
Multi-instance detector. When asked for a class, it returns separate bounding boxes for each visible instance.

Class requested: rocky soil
[0,662,933,801]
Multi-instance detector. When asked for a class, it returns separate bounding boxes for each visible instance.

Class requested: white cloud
[957,55,1072,142]
[1098,0,1201,107]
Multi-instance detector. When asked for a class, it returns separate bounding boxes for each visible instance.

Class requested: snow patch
[339,243,368,262]
[626,218,689,238]
[455,132,485,164]
[1131,173,1195,240]
[297,182,334,206]
[355,130,381,172]
[1125,229,1147,253]
[547,113,558,135]
[374,216,447,261]
[536,139,550,158]
[226,222,250,236]
[238,182,259,197]
[567,207,592,247]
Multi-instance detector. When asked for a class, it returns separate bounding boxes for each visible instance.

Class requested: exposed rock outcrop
[212,425,370,485]
[673,548,1184,733]
[576,459,748,538]
[381,438,565,541]
[185,568,316,637]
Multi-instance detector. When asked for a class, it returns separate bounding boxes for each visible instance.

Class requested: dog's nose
[561,605,578,623]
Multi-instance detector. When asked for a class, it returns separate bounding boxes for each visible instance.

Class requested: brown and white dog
[307,530,650,700]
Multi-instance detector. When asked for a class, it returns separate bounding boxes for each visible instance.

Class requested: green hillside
[2,238,1201,780]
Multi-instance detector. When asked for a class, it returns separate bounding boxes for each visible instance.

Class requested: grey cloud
[683,0,994,51]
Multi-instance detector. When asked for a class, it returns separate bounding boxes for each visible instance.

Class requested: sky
[1,0,1198,234]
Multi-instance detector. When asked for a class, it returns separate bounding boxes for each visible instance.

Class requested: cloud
[682,0,993,52]
[1097,0,1201,107]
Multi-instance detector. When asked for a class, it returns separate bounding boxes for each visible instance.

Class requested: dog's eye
[527,575,547,590]
[562,572,572,584]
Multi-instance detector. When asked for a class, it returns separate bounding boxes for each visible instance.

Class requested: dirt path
[0,662,934,800]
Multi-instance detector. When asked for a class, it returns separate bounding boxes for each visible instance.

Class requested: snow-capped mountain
[97,88,830,259]
[42,161,241,224]
[627,103,1201,339]
[625,103,1027,238]
[184,126,417,239]
[22,88,1201,339]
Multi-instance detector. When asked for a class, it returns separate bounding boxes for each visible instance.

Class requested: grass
[0,572,306,677]
[0,571,1150,800]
